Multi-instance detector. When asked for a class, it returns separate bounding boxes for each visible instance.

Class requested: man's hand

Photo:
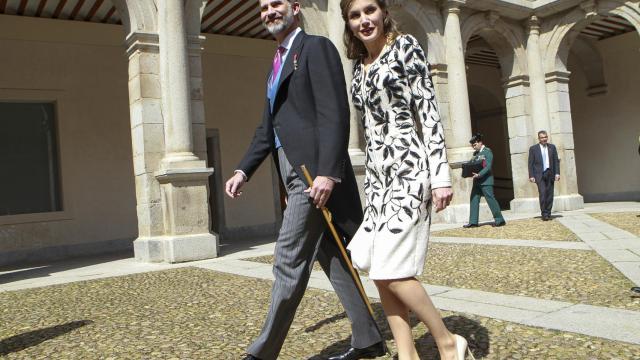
[472,172,479,179]
[432,187,453,213]
[225,172,246,199]
[529,177,536,183]
[555,174,560,182]
[304,176,335,209]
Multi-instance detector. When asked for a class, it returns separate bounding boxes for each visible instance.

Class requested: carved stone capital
[444,0,466,14]
[125,31,160,57]
[527,15,541,35]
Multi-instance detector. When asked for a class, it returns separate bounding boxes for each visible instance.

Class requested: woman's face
[347,0,386,46]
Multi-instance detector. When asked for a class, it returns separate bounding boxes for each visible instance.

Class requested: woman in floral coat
[341,0,473,359]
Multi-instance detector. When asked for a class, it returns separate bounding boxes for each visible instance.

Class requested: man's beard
[263,9,294,35]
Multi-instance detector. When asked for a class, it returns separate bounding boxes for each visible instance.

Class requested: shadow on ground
[306,303,489,359]
[0,251,132,285]
[0,320,93,356]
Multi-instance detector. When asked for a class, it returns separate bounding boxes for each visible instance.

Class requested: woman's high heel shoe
[454,334,476,360]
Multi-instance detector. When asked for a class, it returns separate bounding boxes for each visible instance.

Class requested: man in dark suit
[225,1,383,359]
[528,130,561,221]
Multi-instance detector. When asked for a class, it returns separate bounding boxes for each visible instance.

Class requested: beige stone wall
[568,31,640,201]
[0,15,281,256]
[201,35,279,230]
[0,15,135,254]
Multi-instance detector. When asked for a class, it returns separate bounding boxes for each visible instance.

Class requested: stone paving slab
[590,212,640,237]
[523,304,640,345]
[431,236,592,250]
[559,214,640,286]
[436,289,571,313]
[598,249,640,262]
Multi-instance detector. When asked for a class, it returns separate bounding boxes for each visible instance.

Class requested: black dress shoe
[463,223,479,228]
[492,221,506,227]
[327,341,386,360]
[241,355,262,360]
[542,215,550,221]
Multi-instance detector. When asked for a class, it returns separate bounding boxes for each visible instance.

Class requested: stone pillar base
[134,233,218,263]
[510,194,584,214]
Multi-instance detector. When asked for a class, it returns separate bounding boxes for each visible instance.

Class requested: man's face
[538,133,549,145]
[259,0,297,35]
[471,141,482,151]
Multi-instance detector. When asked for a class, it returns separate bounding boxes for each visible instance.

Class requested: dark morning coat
[236,30,363,240]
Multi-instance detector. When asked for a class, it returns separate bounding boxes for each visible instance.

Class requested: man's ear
[291,1,301,16]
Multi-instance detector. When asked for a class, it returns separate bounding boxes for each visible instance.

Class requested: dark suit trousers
[468,183,504,225]
[537,169,555,217]
[247,148,381,360]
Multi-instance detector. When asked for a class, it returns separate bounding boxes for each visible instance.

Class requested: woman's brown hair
[340,0,401,60]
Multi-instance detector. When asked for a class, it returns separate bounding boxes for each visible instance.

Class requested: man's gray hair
[538,130,548,136]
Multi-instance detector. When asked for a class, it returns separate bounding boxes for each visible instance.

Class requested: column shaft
[444,0,472,149]
[526,16,551,134]
[159,0,198,163]
[327,0,365,158]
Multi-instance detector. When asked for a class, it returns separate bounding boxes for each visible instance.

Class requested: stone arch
[111,0,158,35]
[388,0,446,64]
[185,0,209,36]
[543,0,640,73]
[569,37,608,95]
[461,11,528,79]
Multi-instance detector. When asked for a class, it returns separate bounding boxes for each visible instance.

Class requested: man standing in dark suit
[528,130,561,221]
[225,1,384,359]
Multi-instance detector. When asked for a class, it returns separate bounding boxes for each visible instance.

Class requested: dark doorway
[206,129,226,238]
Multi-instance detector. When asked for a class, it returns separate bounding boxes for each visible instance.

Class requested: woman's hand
[432,187,453,213]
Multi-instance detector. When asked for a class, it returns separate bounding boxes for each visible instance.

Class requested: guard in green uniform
[463,134,506,228]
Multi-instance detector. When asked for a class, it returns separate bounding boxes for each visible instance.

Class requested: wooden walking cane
[299,165,375,317]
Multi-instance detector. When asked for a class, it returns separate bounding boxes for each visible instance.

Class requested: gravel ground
[432,218,579,241]
[249,243,639,311]
[589,212,640,237]
[2,267,639,359]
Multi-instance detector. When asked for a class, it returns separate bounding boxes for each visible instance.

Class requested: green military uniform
[468,146,505,225]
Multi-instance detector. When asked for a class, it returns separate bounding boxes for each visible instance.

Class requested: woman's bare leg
[381,278,459,360]
[375,281,419,360]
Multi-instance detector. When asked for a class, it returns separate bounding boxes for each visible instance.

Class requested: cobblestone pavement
[2,267,640,359]
[249,242,640,311]
[589,212,640,237]
[432,218,579,241]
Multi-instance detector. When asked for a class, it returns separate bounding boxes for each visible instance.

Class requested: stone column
[443,0,472,150]
[326,0,366,206]
[133,0,218,263]
[503,75,540,212]
[126,32,166,244]
[545,71,584,210]
[326,0,365,161]
[435,0,474,223]
[526,16,551,135]
[159,0,199,166]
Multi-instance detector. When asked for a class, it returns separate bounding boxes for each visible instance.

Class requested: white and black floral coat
[347,34,451,279]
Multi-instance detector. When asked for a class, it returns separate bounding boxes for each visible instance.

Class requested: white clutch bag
[347,231,372,272]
